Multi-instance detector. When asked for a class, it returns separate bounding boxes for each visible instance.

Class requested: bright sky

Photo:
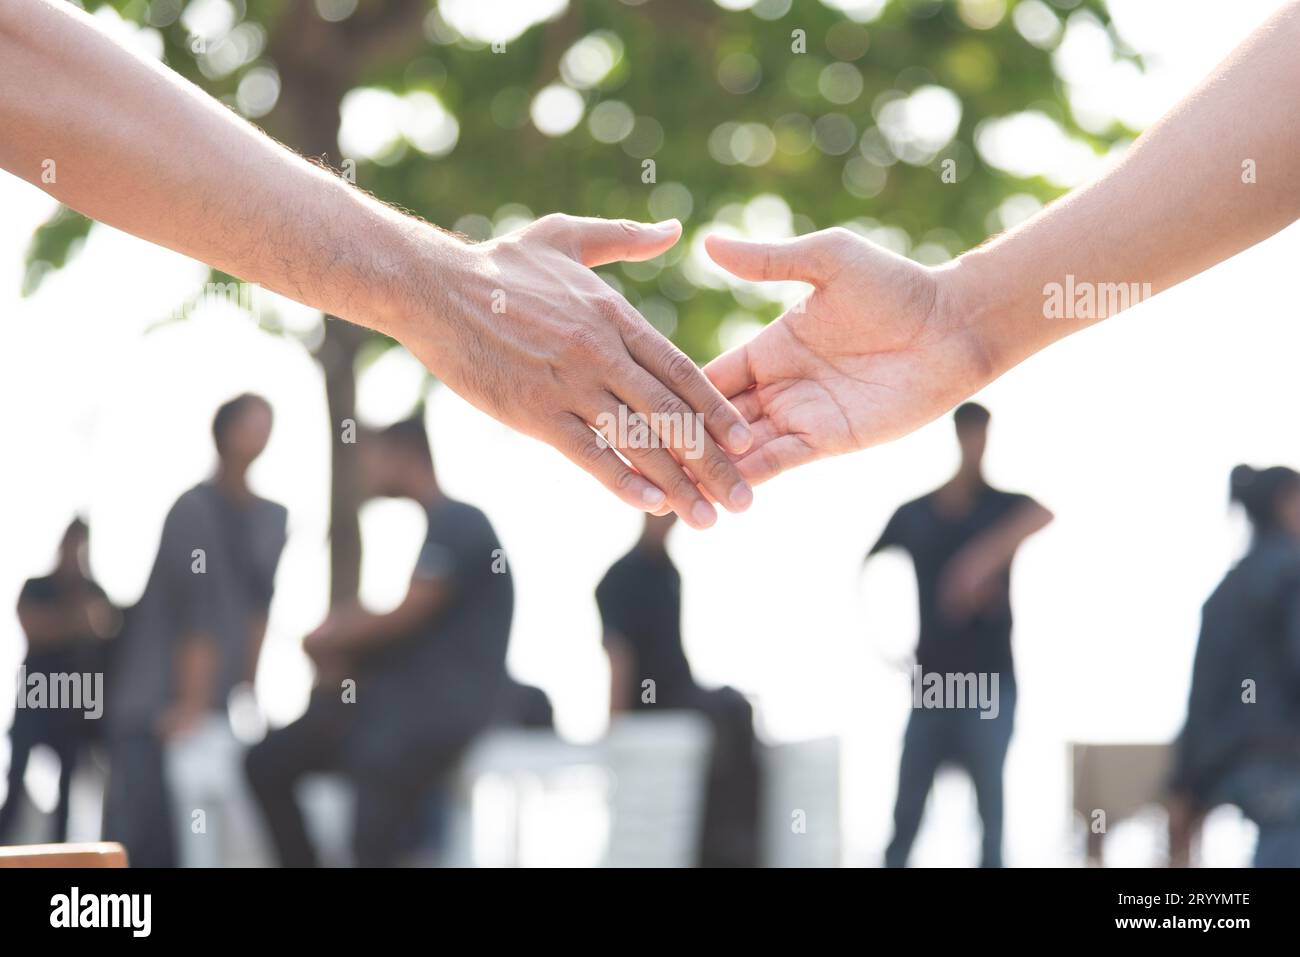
[1,0,1295,865]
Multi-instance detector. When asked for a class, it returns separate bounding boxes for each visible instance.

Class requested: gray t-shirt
[108,482,287,732]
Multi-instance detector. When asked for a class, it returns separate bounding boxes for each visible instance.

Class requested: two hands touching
[7,0,1300,530]
[390,213,983,530]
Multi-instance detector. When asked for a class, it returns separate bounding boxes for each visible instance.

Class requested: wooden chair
[0,842,128,868]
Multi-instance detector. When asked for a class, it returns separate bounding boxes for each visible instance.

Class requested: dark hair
[61,517,89,545]
[212,393,270,455]
[1230,464,1300,533]
[377,416,433,467]
[953,402,991,430]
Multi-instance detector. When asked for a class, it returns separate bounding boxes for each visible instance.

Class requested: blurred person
[0,0,756,530]
[245,417,513,867]
[701,3,1300,488]
[1169,465,1300,868]
[866,404,1052,867]
[492,677,555,732]
[103,394,287,867]
[1,518,119,844]
[596,513,761,867]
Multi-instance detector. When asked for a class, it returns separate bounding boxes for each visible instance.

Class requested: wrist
[353,207,465,347]
[932,252,1004,387]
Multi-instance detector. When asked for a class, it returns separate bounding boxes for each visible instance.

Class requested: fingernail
[652,219,680,232]
[728,423,753,454]
[728,481,753,511]
[691,500,717,528]
[642,486,666,509]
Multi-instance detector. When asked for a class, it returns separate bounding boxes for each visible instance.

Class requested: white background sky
[1,0,1296,865]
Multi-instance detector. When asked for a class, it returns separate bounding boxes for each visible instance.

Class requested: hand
[936,550,1000,626]
[397,215,755,529]
[703,228,992,486]
[302,608,357,660]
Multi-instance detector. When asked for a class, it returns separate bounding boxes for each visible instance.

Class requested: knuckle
[612,467,638,493]
[575,433,606,468]
[595,294,628,324]
[652,393,689,420]
[661,464,700,499]
[564,326,605,358]
[662,349,698,389]
[701,452,734,485]
[703,395,732,425]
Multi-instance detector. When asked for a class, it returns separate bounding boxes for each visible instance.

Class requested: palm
[706,230,985,485]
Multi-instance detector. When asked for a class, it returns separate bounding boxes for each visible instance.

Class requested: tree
[23,0,1137,604]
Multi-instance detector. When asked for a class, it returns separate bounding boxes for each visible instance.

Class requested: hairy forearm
[0,0,448,336]
[945,0,1300,373]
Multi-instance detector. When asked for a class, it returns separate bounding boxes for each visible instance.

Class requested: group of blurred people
[1,394,758,867]
[5,394,1300,867]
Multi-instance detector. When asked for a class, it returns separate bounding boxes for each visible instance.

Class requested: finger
[611,366,753,513]
[620,319,753,456]
[590,393,719,529]
[538,214,682,268]
[731,433,819,487]
[729,386,763,424]
[549,413,668,513]
[703,343,756,402]
[704,232,838,285]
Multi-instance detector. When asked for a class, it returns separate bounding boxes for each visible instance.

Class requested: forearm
[0,0,448,336]
[966,503,1053,576]
[945,0,1300,373]
[174,636,219,711]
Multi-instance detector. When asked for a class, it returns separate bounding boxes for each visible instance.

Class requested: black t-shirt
[870,484,1035,677]
[357,498,513,743]
[595,546,695,708]
[18,573,113,675]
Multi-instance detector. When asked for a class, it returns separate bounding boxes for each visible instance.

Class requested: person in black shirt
[245,417,513,867]
[1169,465,1300,867]
[2,518,119,844]
[866,403,1052,867]
[597,513,761,867]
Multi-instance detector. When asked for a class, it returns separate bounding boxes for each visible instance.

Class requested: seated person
[597,513,761,867]
[245,418,513,867]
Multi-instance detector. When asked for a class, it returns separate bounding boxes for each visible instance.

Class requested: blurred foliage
[27,0,1140,365]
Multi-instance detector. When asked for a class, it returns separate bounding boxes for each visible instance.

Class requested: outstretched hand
[703,228,991,487]
[402,214,755,529]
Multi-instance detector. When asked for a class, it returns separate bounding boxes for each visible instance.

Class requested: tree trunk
[267,7,365,605]
[319,319,366,605]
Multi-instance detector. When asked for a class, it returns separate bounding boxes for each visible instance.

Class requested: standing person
[866,403,1052,867]
[104,394,287,867]
[1,518,119,844]
[596,513,761,867]
[1169,465,1300,868]
[245,418,514,867]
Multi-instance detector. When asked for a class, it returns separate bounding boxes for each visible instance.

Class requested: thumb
[546,215,682,267]
[705,232,833,284]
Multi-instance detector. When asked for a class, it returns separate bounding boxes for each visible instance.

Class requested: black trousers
[245,690,469,867]
[686,686,762,868]
[0,707,81,844]
[102,728,177,868]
